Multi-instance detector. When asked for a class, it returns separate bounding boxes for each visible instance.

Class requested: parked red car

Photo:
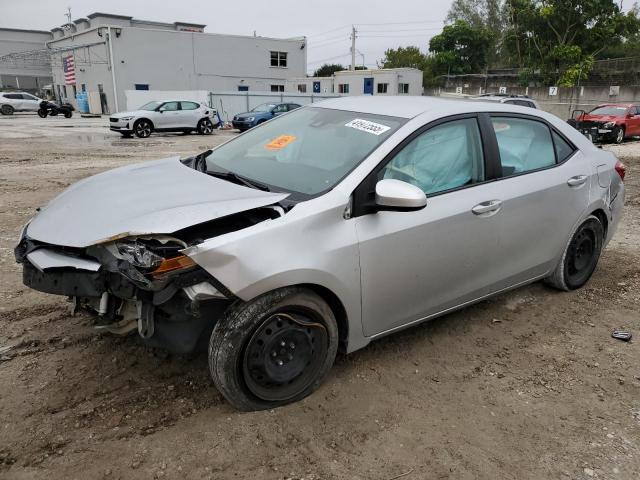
[571,103,640,144]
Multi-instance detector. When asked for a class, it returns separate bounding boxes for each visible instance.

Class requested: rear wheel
[197,118,214,135]
[1,104,14,115]
[64,111,72,119]
[133,119,152,138]
[209,287,339,411]
[545,215,604,291]
[37,109,48,118]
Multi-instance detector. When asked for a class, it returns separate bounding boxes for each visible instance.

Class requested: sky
[0,0,453,73]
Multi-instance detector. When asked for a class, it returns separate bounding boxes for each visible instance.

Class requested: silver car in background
[15,96,625,410]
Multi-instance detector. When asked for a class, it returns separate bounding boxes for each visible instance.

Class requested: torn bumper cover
[15,237,233,353]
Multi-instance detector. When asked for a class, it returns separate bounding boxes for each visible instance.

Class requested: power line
[357,20,444,26]
[306,24,351,38]
[358,27,444,33]
[307,53,351,66]
[359,34,438,38]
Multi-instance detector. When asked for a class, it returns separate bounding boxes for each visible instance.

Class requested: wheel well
[134,117,154,129]
[299,284,349,353]
[590,208,608,239]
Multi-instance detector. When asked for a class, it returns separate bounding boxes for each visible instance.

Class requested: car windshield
[139,101,162,111]
[251,103,276,113]
[589,106,628,116]
[205,107,405,196]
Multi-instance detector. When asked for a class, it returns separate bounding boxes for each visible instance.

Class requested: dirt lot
[1,113,639,480]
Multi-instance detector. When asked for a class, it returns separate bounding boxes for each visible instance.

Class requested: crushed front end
[15,231,233,353]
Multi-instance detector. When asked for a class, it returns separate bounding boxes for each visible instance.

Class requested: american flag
[63,55,76,85]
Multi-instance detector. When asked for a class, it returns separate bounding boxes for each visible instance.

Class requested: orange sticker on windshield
[265,135,296,150]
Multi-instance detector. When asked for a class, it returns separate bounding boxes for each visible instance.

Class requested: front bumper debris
[16,236,233,353]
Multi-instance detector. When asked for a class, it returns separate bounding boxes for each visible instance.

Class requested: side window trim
[352,113,493,217]
[487,112,578,181]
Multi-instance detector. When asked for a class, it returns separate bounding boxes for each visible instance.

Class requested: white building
[286,68,423,96]
[47,12,308,113]
[0,28,53,93]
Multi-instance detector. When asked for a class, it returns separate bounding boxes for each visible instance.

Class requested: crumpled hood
[27,157,288,248]
[583,114,622,123]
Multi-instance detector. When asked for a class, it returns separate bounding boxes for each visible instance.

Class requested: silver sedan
[15,96,626,410]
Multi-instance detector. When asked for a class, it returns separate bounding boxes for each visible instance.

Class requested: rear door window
[491,117,556,176]
[180,101,199,110]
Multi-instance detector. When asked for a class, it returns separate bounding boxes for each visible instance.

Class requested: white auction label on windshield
[345,118,391,136]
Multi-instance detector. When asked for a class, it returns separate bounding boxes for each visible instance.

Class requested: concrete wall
[434,85,640,120]
[48,25,307,114]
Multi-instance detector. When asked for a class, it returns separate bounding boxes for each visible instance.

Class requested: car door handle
[472,200,502,215]
[567,175,588,187]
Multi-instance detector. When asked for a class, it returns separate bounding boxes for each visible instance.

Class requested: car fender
[182,198,369,353]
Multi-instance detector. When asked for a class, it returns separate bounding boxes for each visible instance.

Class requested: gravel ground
[0,113,639,480]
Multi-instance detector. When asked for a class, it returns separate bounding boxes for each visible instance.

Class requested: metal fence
[209,91,339,123]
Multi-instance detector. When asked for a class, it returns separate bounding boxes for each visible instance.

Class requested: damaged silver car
[15,96,625,410]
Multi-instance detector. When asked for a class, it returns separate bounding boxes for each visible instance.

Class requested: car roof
[311,95,540,119]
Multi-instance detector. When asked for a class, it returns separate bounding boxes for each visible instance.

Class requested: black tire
[133,119,153,138]
[545,215,604,291]
[37,109,48,118]
[209,287,339,411]
[119,133,133,138]
[64,111,72,119]
[613,126,625,144]
[1,104,14,115]
[197,118,214,135]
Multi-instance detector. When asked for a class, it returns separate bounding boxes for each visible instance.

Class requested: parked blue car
[232,102,301,131]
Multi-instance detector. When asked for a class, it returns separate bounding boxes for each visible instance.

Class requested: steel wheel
[198,118,214,135]
[615,127,624,144]
[209,287,339,411]
[242,312,328,402]
[134,120,152,138]
[545,215,604,291]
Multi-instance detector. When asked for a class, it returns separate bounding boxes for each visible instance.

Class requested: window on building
[63,85,68,99]
[238,85,249,92]
[270,51,288,68]
[398,83,409,94]
[271,84,285,92]
[338,84,350,94]
[72,85,77,97]
[377,83,389,94]
[135,84,150,90]
[297,84,307,93]
[81,83,86,92]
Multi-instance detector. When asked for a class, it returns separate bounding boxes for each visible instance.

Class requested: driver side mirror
[375,179,427,211]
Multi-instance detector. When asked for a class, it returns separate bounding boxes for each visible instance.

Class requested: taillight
[615,160,626,181]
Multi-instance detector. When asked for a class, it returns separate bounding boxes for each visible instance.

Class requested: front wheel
[545,215,604,291]
[197,118,214,135]
[614,126,625,144]
[133,119,152,138]
[37,109,48,118]
[209,287,339,411]
[64,111,72,119]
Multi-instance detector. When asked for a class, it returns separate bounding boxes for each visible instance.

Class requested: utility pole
[65,6,72,24]
[350,25,357,71]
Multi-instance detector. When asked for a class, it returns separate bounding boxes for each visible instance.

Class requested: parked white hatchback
[109,100,218,138]
[0,91,42,115]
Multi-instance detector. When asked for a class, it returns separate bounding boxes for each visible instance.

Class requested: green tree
[428,20,492,76]
[379,46,428,69]
[312,63,344,77]
[503,0,640,84]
